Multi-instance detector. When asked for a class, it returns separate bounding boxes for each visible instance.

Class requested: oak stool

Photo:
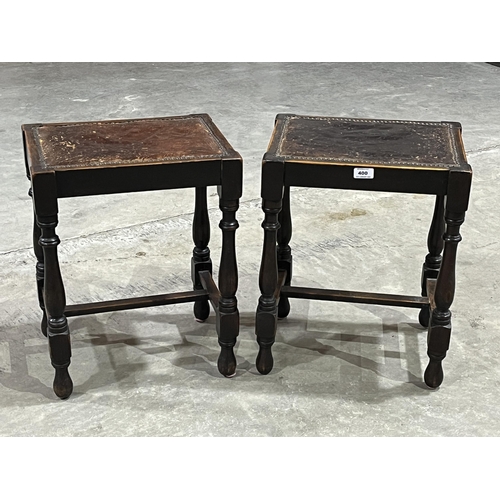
[23,114,242,399]
[255,114,472,388]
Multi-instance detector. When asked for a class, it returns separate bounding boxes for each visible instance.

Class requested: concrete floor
[1,62,499,436]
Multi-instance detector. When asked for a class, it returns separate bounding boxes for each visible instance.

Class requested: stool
[255,114,472,388]
[23,114,242,399]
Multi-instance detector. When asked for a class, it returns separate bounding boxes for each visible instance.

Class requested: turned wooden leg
[192,187,212,322]
[216,197,240,377]
[419,195,445,327]
[38,215,73,399]
[255,199,281,375]
[424,210,464,389]
[30,189,47,336]
[278,186,292,319]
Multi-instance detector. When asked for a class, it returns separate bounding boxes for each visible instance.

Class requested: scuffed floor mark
[326,208,368,221]
[469,316,485,329]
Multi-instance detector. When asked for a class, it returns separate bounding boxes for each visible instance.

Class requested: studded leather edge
[274,115,462,168]
[32,115,231,169]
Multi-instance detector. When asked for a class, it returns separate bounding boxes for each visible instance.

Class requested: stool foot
[278,297,290,319]
[194,299,210,323]
[255,305,278,374]
[217,342,236,377]
[424,358,444,388]
[418,305,430,328]
[53,364,73,399]
[256,340,274,375]
[425,322,451,390]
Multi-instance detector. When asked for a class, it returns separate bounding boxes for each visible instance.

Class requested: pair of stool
[23,113,472,399]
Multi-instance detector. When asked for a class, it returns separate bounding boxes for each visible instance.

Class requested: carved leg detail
[39,216,73,399]
[30,189,47,336]
[255,199,281,375]
[424,211,464,389]
[36,233,48,337]
[278,186,292,319]
[419,195,445,327]
[217,197,239,377]
[192,187,212,322]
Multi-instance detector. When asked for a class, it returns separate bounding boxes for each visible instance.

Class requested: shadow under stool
[255,114,472,388]
[22,114,242,399]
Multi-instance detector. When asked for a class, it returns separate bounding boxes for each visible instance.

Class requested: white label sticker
[353,167,374,179]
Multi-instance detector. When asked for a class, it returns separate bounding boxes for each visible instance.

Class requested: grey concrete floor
[1,62,499,436]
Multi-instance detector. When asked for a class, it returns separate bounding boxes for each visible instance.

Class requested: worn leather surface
[269,115,466,168]
[27,115,234,170]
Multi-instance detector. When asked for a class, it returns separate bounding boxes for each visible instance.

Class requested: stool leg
[424,210,464,389]
[255,199,281,374]
[192,187,212,322]
[419,195,445,327]
[278,186,292,319]
[30,188,47,337]
[38,215,73,399]
[216,197,240,377]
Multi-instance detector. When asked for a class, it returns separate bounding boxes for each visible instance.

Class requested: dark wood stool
[23,114,242,399]
[255,114,472,388]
